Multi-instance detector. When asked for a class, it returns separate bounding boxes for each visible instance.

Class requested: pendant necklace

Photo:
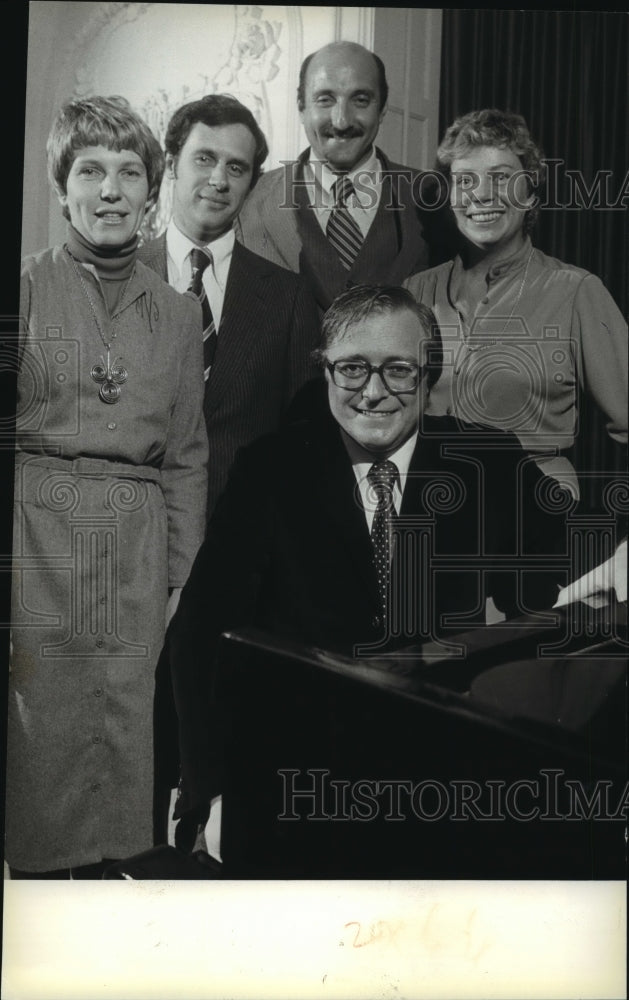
[68,251,133,404]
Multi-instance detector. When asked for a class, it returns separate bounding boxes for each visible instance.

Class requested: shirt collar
[166,219,235,276]
[306,146,380,200]
[341,428,418,483]
[452,235,533,285]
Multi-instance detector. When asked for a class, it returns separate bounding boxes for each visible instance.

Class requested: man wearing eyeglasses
[162,283,584,831]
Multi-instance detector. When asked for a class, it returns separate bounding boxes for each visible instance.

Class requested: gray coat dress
[5,245,208,871]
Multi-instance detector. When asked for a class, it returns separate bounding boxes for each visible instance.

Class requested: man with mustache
[237,41,429,312]
[138,94,320,524]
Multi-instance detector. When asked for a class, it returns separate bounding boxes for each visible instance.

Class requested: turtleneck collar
[65,223,138,280]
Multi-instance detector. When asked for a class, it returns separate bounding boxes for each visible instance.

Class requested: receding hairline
[312,40,377,59]
[305,41,382,82]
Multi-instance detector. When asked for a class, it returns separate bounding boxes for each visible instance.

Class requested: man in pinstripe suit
[139,94,320,523]
[142,95,320,851]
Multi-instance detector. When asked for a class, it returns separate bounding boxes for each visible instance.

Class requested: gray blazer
[237,147,429,311]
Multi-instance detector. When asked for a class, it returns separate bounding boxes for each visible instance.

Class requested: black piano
[217,603,627,879]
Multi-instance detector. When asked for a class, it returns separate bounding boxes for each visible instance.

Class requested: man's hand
[174,802,211,854]
[554,538,627,608]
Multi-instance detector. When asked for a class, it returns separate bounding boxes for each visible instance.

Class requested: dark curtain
[439,10,628,496]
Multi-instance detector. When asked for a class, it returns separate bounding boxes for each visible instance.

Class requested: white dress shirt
[304,146,383,240]
[341,430,419,532]
[165,220,235,329]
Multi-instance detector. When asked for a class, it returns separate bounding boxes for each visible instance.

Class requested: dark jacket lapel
[306,418,382,609]
[400,426,440,518]
[203,242,267,416]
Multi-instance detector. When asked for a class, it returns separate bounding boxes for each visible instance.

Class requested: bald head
[297,42,388,172]
[297,42,389,112]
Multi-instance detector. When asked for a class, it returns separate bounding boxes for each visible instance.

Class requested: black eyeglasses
[326,360,423,393]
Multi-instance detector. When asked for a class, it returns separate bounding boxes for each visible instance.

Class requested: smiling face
[300,45,385,172]
[59,145,150,247]
[449,145,533,256]
[325,308,428,457]
[168,121,256,244]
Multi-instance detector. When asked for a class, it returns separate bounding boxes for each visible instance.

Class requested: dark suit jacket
[138,233,321,519]
[237,148,429,311]
[162,413,571,814]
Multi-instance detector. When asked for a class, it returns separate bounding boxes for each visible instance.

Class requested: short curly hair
[47,95,164,216]
[316,285,443,391]
[437,108,546,234]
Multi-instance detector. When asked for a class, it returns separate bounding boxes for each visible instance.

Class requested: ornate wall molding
[53,3,311,238]
[28,4,400,250]
[66,2,152,97]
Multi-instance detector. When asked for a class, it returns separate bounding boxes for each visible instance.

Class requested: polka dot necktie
[326,175,364,270]
[188,247,218,380]
[367,460,399,613]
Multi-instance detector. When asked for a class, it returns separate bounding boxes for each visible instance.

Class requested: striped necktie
[367,460,399,613]
[326,175,364,270]
[188,247,218,381]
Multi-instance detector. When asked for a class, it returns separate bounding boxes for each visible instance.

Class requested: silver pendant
[91,352,128,405]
